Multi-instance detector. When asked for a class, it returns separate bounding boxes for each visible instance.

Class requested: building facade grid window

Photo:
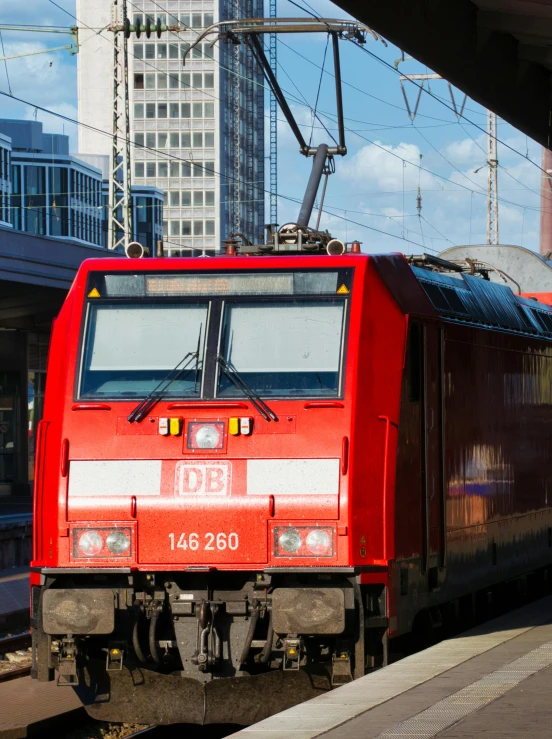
[127,0,264,254]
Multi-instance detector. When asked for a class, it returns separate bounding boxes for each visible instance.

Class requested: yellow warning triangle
[88,287,101,298]
[337,284,350,295]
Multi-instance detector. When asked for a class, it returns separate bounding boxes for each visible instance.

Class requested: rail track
[0,630,31,652]
[0,630,32,682]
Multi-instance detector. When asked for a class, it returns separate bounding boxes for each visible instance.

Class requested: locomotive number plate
[174,460,232,496]
[168,532,239,551]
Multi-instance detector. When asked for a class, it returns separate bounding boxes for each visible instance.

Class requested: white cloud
[339,141,437,192]
[443,135,486,164]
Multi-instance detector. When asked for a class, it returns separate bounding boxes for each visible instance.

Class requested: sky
[0,0,545,255]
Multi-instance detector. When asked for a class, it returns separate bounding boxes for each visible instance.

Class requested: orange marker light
[229,417,240,436]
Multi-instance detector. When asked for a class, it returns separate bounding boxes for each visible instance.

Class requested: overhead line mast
[108,1,182,252]
[396,54,499,246]
[269,0,277,227]
[487,110,499,245]
[109,0,132,252]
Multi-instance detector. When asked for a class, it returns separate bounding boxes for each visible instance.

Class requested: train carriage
[31,248,552,724]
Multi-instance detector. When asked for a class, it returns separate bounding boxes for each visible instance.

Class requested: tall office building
[77,0,265,255]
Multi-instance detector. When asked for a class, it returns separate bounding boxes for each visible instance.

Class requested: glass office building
[0,120,163,253]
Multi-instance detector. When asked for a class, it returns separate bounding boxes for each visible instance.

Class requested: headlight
[77,531,103,556]
[274,526,335,558]
[278,528,302,553]
[187,422,225,450]
[306,529,332,555]
[72,526,133,559]
[106,530,130,554]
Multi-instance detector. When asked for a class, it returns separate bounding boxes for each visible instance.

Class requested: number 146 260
[168,532,239,551]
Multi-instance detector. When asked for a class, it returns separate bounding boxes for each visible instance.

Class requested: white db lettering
[175,461,231,496]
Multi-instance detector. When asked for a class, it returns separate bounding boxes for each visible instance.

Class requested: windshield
[79,303,207,398]
[217,300,346,397]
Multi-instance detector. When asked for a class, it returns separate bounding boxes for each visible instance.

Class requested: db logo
[175,461,232,496]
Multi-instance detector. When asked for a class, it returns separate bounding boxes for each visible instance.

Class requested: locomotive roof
[412,265,552,337]
[73,253,552,338]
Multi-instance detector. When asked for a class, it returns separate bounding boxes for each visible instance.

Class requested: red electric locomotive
[31,245,552,724]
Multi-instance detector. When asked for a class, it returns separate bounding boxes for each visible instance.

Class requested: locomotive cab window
[78,269,351,400]
[79,303,208,398]
[217,300,346,398]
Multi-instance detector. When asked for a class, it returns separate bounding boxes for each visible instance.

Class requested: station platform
[233,594,552,739]
[0,675,84,738]
[0,568,29,627]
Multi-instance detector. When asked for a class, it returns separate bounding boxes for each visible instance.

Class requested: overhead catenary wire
[0,88,440,250]
[309,33,330,149]
[271,37,546,218]
[272,49,550,217]
[17,2,541,247]
[287,0,550,222]
[352,42,550,179]
[47,0,352,154]
[124,0,469,147]
[138,0,342,149]
[257,32,453,243]
[288,0,544,173]
[277,37,465,124]
[43,0,455,245]
[456,120,549,206]
[47,0,547,204]
[44,0,545,219]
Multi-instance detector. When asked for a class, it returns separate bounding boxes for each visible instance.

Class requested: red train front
[31,250,552,724]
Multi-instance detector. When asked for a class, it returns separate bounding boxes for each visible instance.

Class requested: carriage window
[217,300,346,397]
[79,303,208,398]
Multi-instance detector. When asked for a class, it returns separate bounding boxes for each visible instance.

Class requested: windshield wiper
[128,325,203,423]
[215,354,278,422]
[127,351,198,423]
